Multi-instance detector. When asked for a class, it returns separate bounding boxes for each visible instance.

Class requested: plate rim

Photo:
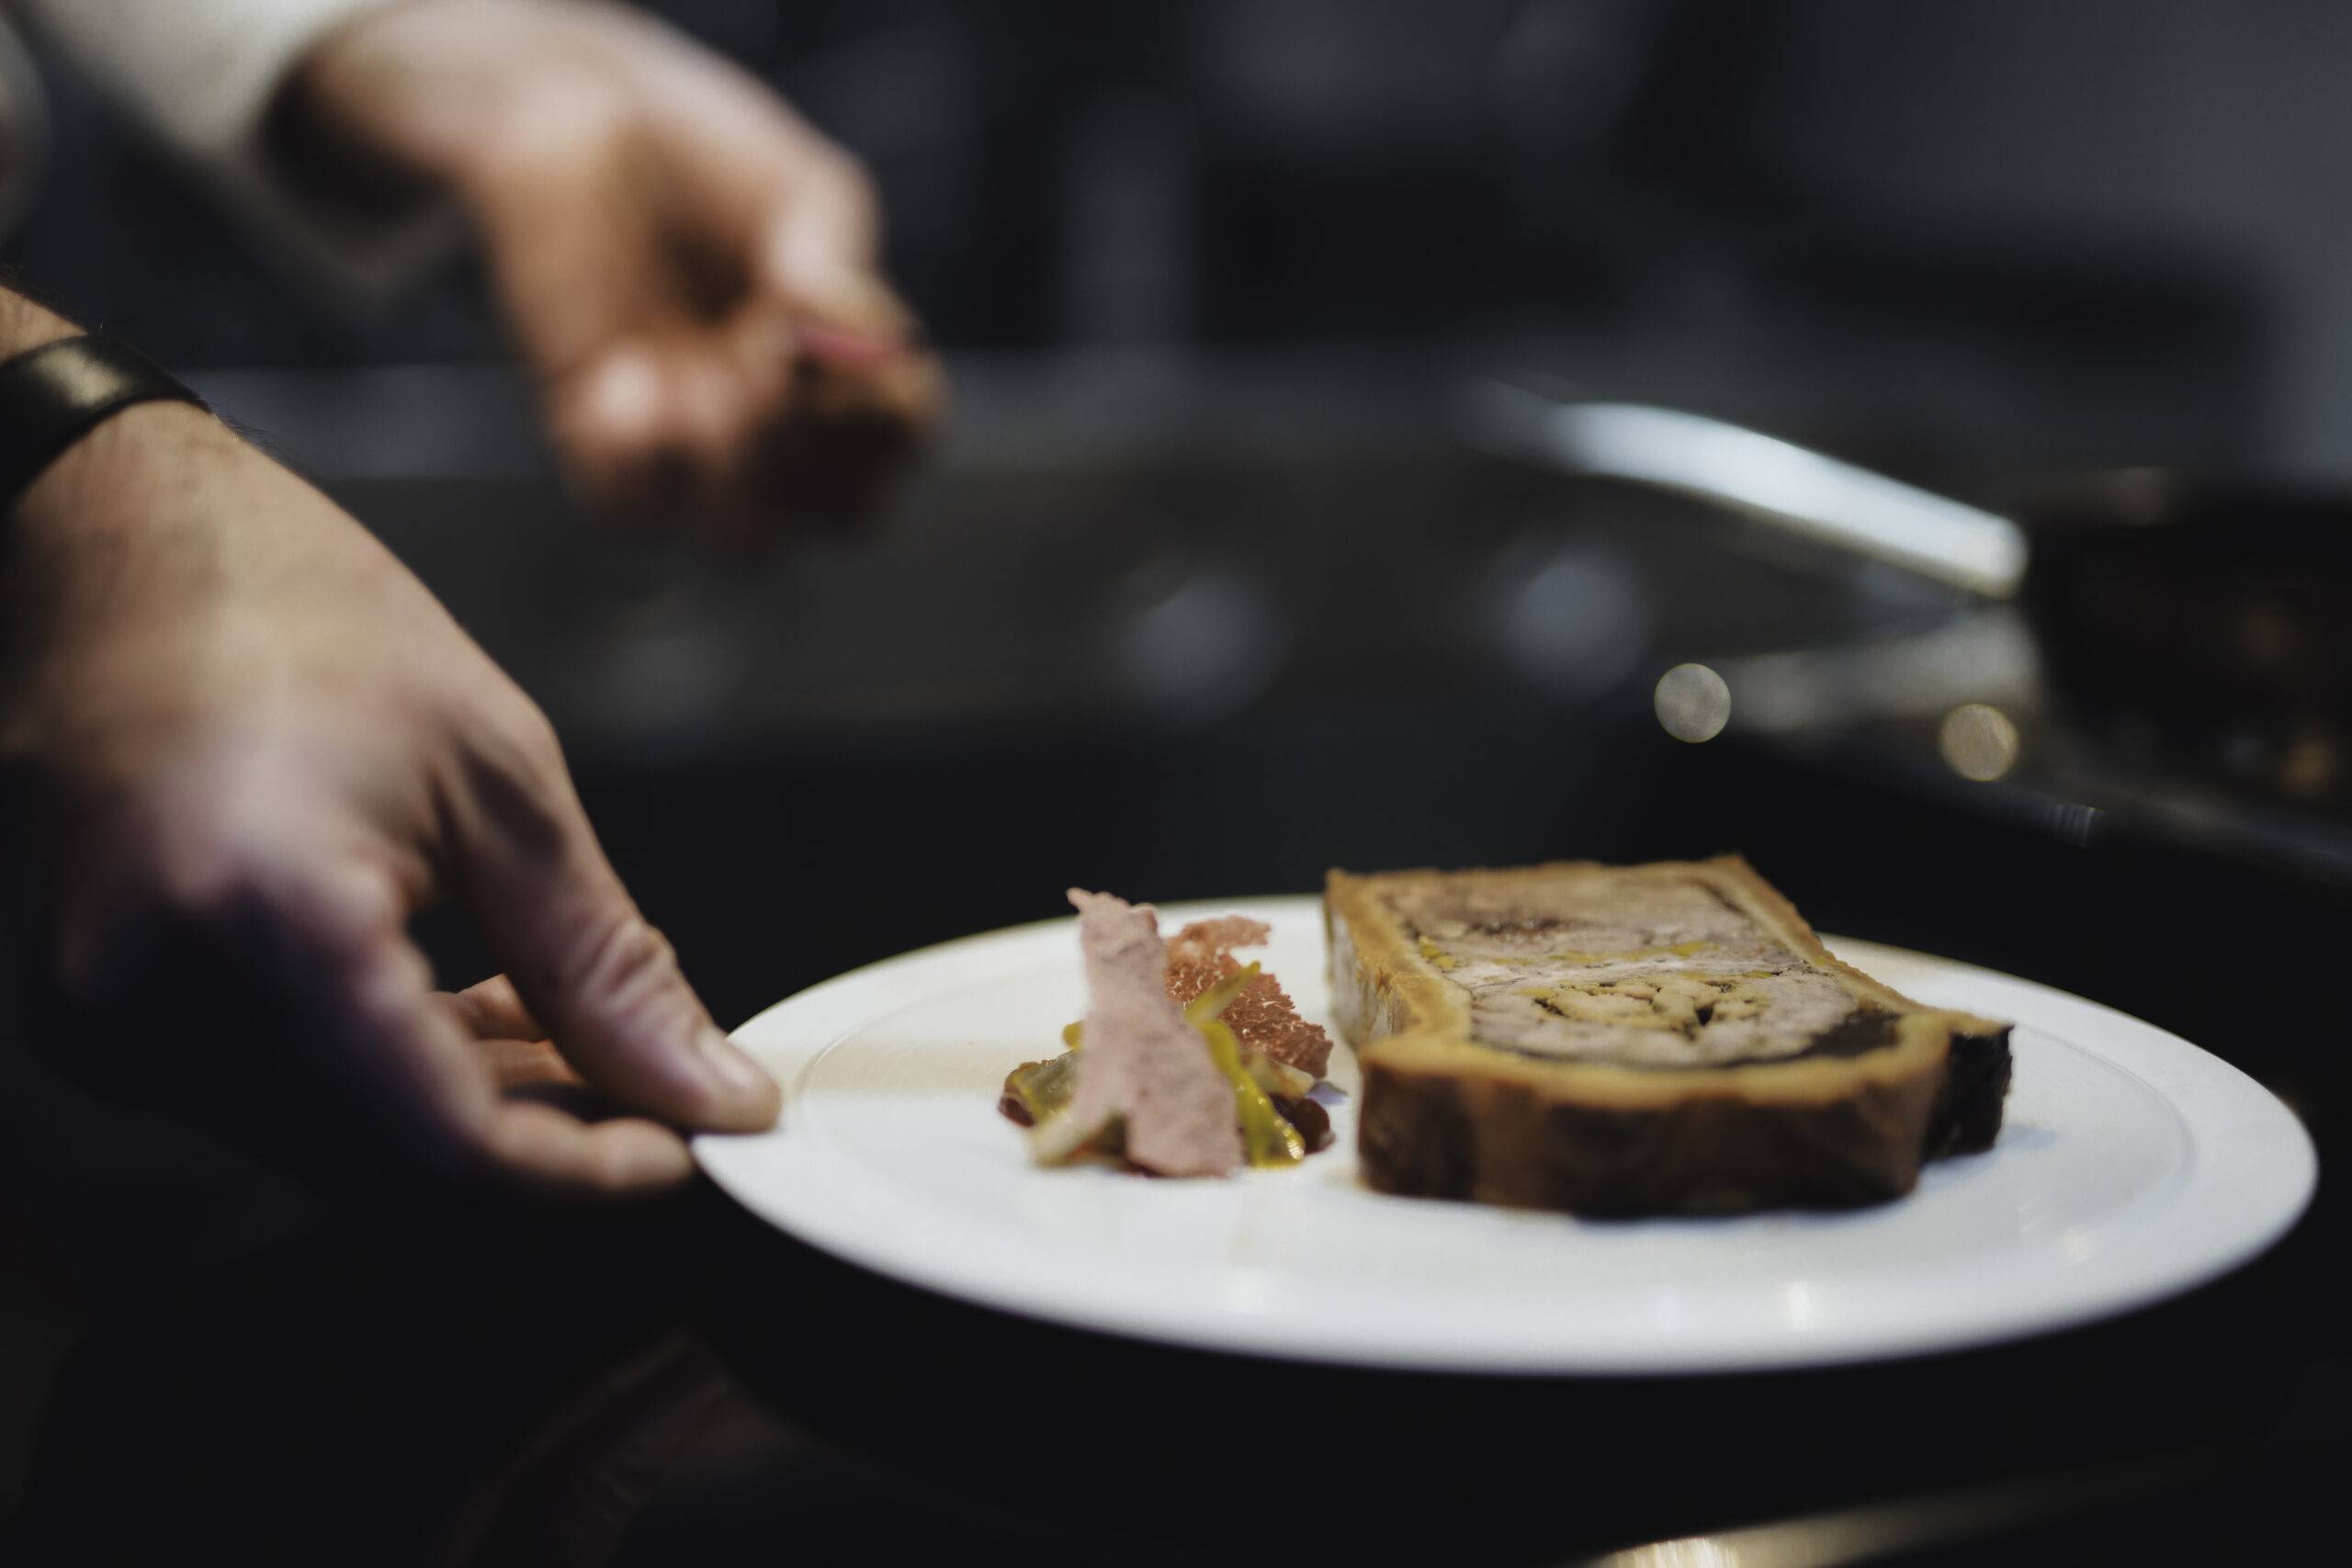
[697,896,2317,1375]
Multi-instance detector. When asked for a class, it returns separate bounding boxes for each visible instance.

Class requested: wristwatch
[0,334,208,517]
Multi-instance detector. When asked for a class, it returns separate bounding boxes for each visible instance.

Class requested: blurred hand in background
[284,0,944,546]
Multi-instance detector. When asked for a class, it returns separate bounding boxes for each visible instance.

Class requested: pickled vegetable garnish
[1200,1016,1307,1167]
[1242,1051,1315,1100]
[1005,1049,1082,1125]
[1027,1066,1113,1164]
[1007,948,1328,1171]
[1168,962,1300,1165]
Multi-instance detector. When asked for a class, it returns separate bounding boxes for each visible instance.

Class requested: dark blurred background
[8,2,2346,976]
[22,0,2352,470]
[5,2,2351,1559]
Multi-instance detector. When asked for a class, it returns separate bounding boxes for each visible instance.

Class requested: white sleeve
[9,0,457,299]
[0,15,49,240]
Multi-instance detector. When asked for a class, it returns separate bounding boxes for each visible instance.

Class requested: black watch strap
[0,334,208,517]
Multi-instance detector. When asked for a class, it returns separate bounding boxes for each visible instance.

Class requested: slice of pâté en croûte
[1326,859,2011,1216]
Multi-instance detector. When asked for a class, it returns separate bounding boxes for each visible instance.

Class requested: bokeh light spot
[1655,663,1731,742]
[1939,703,2021,781]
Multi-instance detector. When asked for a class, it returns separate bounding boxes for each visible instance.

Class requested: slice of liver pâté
[1062,889,1244,1177]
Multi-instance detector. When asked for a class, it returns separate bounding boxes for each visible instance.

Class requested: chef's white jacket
[0,0,444,293]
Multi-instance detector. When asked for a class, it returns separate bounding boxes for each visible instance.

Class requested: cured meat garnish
[1057,890,1242,1177]
[1165,918,1333,1079]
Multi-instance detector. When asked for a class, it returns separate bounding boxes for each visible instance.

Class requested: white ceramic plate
[695,897,2315,1374]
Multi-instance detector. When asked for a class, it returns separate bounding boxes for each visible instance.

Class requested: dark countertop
[0,1162,2336,1566]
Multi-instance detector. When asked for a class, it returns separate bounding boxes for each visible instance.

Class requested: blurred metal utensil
[1570,1452,2209,1568]
[1472,380,2352,833]
[1467,385,2030,598]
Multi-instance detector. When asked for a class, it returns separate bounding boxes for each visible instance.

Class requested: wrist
[0,400,239,722]
[9,400,237,545]
[1,335,216,534]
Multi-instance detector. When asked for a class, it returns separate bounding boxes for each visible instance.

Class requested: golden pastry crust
[1327,858,2011,1215]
